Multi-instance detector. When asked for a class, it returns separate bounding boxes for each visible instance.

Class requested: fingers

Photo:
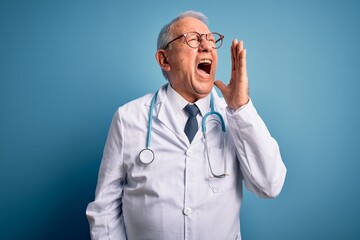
[231,39,246,71]
[240,49,247,70]
[231,39,237,71]
[237,40,243,57]
[214,80,228,95]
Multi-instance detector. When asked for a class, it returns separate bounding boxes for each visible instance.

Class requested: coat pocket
[207,146,238,193]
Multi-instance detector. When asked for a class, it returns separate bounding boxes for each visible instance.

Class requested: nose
[198,35,213,52]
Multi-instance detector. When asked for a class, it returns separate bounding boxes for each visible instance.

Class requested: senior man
[86,10,287,240]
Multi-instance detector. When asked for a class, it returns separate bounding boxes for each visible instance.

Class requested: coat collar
[145,84,226,146]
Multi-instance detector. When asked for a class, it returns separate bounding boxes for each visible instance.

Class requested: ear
[155,49,171,72]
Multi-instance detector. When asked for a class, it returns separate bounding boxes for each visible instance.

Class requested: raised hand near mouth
[214,39,249,111]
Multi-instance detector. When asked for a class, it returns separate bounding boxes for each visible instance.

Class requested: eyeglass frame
[163,31,224,49]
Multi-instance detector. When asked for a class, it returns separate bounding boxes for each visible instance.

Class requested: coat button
[185,149,193,157]
[183,207,192,216]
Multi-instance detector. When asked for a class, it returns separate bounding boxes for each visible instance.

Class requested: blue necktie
[184,104,200,143]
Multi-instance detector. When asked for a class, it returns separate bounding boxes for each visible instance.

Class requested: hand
[214,39,249,111]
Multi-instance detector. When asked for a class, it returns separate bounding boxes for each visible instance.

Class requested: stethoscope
[139,88,229,178]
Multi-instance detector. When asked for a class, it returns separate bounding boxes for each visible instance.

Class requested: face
[157,17,218,102]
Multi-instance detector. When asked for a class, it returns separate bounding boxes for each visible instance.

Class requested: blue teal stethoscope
[139,89,229,178]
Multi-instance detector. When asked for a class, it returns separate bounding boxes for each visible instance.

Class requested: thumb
[214,80,228,95]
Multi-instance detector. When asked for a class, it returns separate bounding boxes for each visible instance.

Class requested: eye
[187,33,200,42]
[207,34,215,43]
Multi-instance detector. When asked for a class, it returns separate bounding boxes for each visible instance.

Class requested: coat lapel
[145,86,227,147]
[191,88,228,145]
[146,84,189,147]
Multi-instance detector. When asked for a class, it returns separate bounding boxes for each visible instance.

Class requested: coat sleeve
[86,109,127,239]
[226,99,287,198]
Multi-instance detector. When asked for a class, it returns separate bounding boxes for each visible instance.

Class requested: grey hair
[157,11,208,50]
[156,11,208,79]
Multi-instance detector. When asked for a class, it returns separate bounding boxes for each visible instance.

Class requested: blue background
[1,0,359,239]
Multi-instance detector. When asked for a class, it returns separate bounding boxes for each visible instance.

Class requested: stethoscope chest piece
[139,87,227,178]
[139,148,155,164]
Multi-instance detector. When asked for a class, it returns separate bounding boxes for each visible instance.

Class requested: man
[86,11,286,240]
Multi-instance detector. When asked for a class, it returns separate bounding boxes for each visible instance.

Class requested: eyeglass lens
[185,32,223,49]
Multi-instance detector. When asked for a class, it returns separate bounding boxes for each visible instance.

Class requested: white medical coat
[86,84,287,240]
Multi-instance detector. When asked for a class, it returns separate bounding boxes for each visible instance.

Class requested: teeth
[199,59,212,64]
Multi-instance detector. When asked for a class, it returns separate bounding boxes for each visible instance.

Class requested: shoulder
[111,92,154,124]
[120,93,153,112]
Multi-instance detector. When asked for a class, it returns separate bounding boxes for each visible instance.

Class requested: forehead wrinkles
[170,17,210,37]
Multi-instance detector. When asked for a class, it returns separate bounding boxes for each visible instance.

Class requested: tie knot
[184,104,200,117]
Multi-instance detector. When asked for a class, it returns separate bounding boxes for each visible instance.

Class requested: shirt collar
[166,84,210,117]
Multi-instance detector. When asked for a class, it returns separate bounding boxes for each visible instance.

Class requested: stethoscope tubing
[139,87,228,178]
[202,93,226,133]
[146,91,159,149]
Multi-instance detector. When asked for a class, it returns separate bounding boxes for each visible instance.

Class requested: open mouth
[197,59,212,75]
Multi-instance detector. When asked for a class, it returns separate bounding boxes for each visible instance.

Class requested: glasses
[164,32,224,49]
